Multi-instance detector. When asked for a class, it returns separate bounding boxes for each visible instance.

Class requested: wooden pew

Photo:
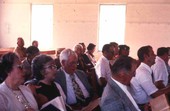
[40,50,56,55]
[40,50,56,58]
[0,47,15,57]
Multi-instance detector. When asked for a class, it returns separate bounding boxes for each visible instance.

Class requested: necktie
[151,71,154,83]
[70,75,85,103]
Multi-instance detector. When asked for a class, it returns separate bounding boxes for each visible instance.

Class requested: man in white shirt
[151,47,169,89]
[100,56,140,111]
[95,44,114,87]
[130,45,170,110]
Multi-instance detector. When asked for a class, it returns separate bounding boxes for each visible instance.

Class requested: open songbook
[40,96,67,111]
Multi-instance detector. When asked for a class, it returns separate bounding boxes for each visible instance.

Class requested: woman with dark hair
[0,52,38,111]
[31,54,68,110]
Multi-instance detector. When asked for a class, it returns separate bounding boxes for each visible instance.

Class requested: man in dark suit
[100,56,140,111]
[55,48,93,110]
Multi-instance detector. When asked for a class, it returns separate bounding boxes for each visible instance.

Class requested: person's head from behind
[137,45,156,66]
[60,49,78,75]
[102,44,114,60]
[110,42,119,56]
[32,54,57,82]
[73,44,83,56]
[157,47,169,63]
[119,45,130,57]
[32,40,38,48]
[87,43,96,54]
[111,56,138,85]
[0,52,24,85]
[26,46,40,63]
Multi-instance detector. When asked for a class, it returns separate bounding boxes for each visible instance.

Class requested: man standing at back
[14,37,26,61]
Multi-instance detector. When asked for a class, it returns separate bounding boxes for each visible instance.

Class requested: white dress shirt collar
[111,78,141,111]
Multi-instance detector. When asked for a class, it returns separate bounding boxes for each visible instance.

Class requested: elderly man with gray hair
[55,48,93,110]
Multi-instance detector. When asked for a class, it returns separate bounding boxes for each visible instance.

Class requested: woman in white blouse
[0,52,38,111]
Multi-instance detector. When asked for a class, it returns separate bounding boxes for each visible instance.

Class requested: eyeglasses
[17,64,23,70]
[44,64,57,70]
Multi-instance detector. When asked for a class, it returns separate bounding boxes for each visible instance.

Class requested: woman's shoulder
[19,85,32,92]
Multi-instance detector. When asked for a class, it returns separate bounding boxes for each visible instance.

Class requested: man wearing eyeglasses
[55,49,93,110]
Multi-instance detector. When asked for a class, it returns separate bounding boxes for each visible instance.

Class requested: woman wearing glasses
[0,52,38,111]
[31,54,70,110]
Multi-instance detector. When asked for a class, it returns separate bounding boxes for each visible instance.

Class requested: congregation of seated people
[1,37,170,111]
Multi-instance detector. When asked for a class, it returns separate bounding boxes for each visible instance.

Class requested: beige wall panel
[0,4,30,47]
[53,22,97,50]
[0,0,29,3]
[127,4,170,23]
[54,0,76,4]
[76,0,98,4]
[98,0,126,3]
[126,23,170,58]
[127,0,170,3]
[53,4,98,50]
[30,0,54,4]
[0,0,55,4]
[54,4,98,21]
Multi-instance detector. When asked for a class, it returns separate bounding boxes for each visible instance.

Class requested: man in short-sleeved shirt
[151,47,169,88]
[95,55,111,82]
[130,46,170,110]
[131,62,158,104]
[95,44,114,87]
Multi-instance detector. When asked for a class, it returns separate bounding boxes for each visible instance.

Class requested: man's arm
[154,80,166,89]
[99,77,107,87]
[150,86,170,98]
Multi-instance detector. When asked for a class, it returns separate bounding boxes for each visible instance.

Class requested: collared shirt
[62,69,89,105]
[151,56,169,86]
[130,63,158,104]
[112,78,141,111]
[95,55,112,82]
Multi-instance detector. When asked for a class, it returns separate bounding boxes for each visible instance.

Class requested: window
[31,5,53,50]
[98,4,126,50]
